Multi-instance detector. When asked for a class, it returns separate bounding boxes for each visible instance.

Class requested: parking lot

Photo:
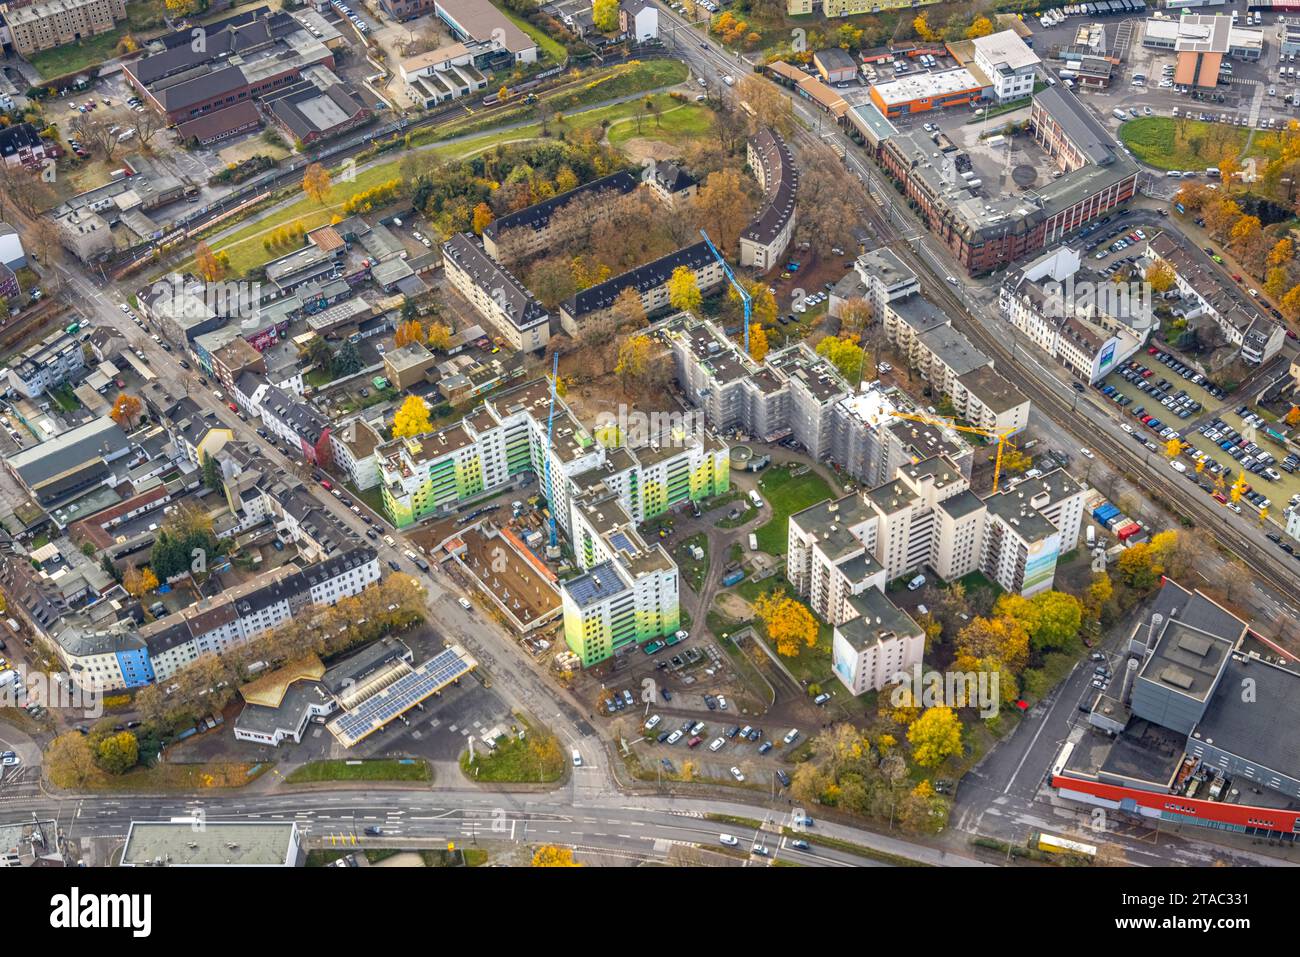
[1024,4,1300,153]
[1097,344,1227,425]
[633,707,803,792]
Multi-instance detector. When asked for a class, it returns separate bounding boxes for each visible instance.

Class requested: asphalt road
[2,782,994,867]
[29,257,985,869]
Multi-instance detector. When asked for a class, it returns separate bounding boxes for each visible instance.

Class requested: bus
[1049,741,1075,781]
[1036,832,1097,857]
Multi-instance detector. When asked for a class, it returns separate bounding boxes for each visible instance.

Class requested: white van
[1086,525,1096,547]
[1024,468,1043,479]
[782,728,800,745]
[907,574,927,591]
[1112,108,1128,121]
[571,748,582,767]
[749,489,764,509]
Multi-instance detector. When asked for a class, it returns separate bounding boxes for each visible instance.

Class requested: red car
[1231,274,1243,283]
[320,480,332,491]
[227,402,238,412]
[1148,346,1159,354]
[687,736,703,748]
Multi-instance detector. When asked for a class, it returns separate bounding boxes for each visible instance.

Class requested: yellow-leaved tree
[668,265,702,313]
[392,395,432,439]
[752,588,818,657]
[532,845,581,866]
[906,707,963,768]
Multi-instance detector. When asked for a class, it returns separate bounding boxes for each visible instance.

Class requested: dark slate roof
[0,123,42,159]
[442,232,549,330]
[1196,656,1300,784]
[261,385,330,444]
[563,240,715,319]
[744,128,797,246]
[651,160,697,194]
[482,171,637,241]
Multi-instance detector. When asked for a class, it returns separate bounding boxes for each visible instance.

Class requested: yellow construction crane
[892,411,1021,493]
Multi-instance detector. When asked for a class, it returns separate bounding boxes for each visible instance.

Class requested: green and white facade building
[560,486,681,666]
[370,378,728,665]
[374,379,729,533]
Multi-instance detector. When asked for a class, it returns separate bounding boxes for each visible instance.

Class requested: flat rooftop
[1194,655,1300,784]
[121,822,299,866]
[1137,618,1234,703]
[870,68,983,107]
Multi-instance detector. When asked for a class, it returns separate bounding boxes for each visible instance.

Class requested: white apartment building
[561,488,681,666]
[999,245,1147,384]
[740,128,798,270]
[859,251,1031,435]
[789,459,1084,653]
[141,547,381,684]
[6,327,86,399]
[971,30,1040,102]
[330,418,383,491]
[441,233,551,352]
[982,469,1085,596]
[831,589,925,696]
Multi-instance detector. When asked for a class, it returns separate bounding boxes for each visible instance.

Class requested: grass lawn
[499,6,567,62]
[284,758,432,784]
[459,719,565,783]
[754,465,833,554]
[27,0,166,79]
[197,92,691,278]
[673,532,708,592]
[1117,117,1249,171]
[304,367,334,389]
[607,99,714,148]
[49,385,80,413]
[345,481,388,520]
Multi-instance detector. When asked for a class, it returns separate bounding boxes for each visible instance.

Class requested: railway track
[814,130,1300,601]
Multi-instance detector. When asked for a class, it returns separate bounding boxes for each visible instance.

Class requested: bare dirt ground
[715,592,753,621]
[616,137,679,163]
[217,135,290,166]
[371,852,425,867]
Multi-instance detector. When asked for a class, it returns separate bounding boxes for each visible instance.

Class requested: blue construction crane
[700,228,751,356]
[544,349,559,549]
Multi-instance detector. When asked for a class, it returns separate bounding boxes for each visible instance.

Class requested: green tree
[331,340,362,377]
[201,452,222,492]
[995,591,1082,653]
[814,335,866,383]
[593,0,620,32]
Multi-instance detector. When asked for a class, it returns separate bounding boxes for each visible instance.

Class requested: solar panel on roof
[329,647,474,744]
